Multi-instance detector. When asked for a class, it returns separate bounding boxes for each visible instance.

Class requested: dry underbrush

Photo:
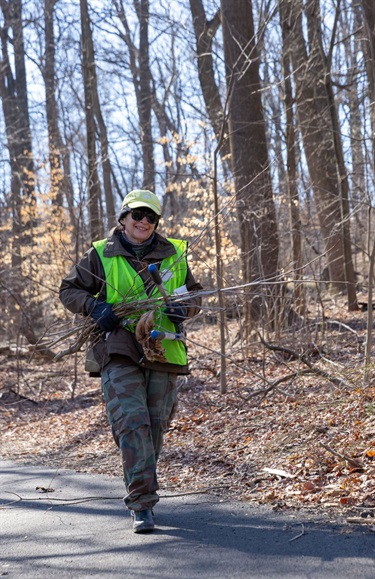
[1,300,375,523]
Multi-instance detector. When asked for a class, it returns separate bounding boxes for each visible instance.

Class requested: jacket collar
[102,228,177,260]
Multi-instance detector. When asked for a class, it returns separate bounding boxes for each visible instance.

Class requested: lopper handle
[148,264,171,304]
[150,329,183,341]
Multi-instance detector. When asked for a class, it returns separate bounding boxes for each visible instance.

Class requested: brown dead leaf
[301,481,315,492]
[340,496,356,506]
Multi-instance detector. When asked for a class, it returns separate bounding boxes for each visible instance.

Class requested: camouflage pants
[101,357,177,511]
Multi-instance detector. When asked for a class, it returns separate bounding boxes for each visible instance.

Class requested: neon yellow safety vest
[92,237,188,366]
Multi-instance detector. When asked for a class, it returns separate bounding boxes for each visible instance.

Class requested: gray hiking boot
[132,509,155,533]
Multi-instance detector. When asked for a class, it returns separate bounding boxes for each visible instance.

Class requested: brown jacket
[59,228,202,374]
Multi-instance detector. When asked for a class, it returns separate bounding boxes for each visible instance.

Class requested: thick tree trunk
[0,26,22,269]
[282,0,347,292]
[8,0,35,202]
[0,0,48,339]
[0,0,36,265]
[220,0,279,324]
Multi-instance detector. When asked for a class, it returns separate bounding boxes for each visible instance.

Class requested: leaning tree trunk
[220,0,279,329]
[189,0,231,174]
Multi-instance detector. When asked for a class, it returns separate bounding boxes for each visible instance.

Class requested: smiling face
[121,208,157,244]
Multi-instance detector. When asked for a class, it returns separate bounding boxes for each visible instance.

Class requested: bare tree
[361,0,375,169]
[322,1,357,310]
[112,0,155,192]
[0,0,36,270]
[279,0,304,313]
[280,0,356,302]
[43,0,79,228]
[80,0,103,240]
[220,0,279,324]
[189,0,230,171]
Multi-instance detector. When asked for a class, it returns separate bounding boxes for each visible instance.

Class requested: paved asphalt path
[1,460,374,578]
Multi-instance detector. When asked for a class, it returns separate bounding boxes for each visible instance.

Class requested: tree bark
[112,0,155,192]
[83,0,116,229]
[80,0,103,240]
[323,1,358,310]
[220,0,279,324]
[0,0,35,267]
[361,1,375,96]
[279,0,305,314]
[282,0,347,292]
[361,1,375,171]
[189,0,230,172]
[137,0,154,191]
[44,0,64,210]
[7,0,35,201]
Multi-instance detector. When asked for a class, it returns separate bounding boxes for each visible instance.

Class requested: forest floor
[1,295,375,525]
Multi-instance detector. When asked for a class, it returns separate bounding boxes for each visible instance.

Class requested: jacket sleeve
[59,247,106,315]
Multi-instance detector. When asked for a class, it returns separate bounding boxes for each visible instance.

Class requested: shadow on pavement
[1,461,374,578]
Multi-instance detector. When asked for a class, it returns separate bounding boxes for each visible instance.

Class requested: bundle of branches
[38,294,168,361]
[35,284,249,363]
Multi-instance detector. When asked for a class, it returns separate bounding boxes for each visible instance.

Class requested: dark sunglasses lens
[131,210,158,224]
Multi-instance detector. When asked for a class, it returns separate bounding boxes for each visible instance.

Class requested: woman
[60,189,202,533]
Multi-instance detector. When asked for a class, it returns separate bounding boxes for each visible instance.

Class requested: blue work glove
[88,299,120,332]
[164,303,187,326]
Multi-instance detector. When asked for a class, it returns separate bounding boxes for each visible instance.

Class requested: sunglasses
[130,209,159,225]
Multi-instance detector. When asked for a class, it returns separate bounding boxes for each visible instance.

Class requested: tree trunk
[282,0,347,292]
[189,0,230,172]
[111,0,155,192]
[8,0,35,201]
[43,0,80,237]
[361,1,375,96]
[82,0,116,229]
[0,0,36,266]
[138,0,155,191]
[44,0,64,210]
[279,0,305,314]
[361,1,375,170]
[0,0,47,339]
[0,26,22,270]
[220,0,279,325]
[323,1,358,310]
[345,3,368,255]
[80,0,103,240]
